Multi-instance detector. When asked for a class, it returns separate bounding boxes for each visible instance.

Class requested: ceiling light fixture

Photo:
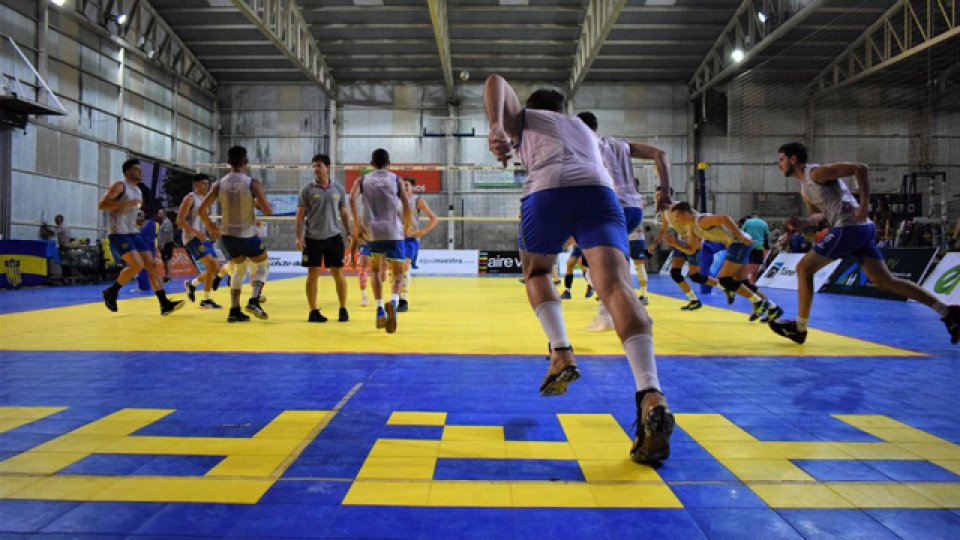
[731,48,745,63]
[757,11,768,23]
[50,0,67,6]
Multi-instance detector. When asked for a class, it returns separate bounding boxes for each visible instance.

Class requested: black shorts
[160,242,175,261]
[302,235,345,268]
[749,248,765,265]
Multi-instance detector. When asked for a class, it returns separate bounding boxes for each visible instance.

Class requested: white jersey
[515,109,613,196]
[800,164,869,227]
[106,181,141,235]
[359,169,404,241]
[181,192,206,244]
[690,212,750,247]
[217,172,257,238]
[599,137,643,208]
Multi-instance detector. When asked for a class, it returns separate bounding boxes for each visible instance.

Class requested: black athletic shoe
[560,290,572,299]
[338,307,349,322]
[385,301,398,333]
[212,275,222,291]
[308,309,328,323]
[749,299,768,321]
[769,319,807,344]
[943,305,960,345]
[630,390,675,464]
[228,307,250,322]
[681,299,702,311]
[160,300,185,317]
[102,287,119,312]
[397,299,409,312]
[245,300,268,320]
[724,288,736,304]
[763,304,784,324]
[184,280,196,303]
[199,299,222,309]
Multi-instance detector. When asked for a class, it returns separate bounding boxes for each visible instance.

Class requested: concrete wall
[1,2,216,242]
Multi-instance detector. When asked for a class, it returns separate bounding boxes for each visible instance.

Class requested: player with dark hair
[397,177,439,312]
[178,173,227,309]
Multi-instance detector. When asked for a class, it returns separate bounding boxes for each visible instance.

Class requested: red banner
[344,164,442,193]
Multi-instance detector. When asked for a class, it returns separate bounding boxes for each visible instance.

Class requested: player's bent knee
[670,268,685,283]
[719,276,741,292]
[688,272,708,285]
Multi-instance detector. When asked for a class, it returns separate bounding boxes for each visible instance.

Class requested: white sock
[933,301,949,318]
[797,317,809,331]
[191,277,201,286]
[597,301,611,319]
[685,290,697,301]
[534,301,571,349]
[377,299,384,308]
[391,293,400,306]
[624,333,660,392]
[749,293,762,303]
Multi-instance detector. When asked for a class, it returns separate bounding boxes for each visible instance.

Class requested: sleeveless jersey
[106,181,142,235]
[181,191,206,244]
[599,137,643,208]
[515,108,613,196]
[218,172,257,237]
[800,164,869,227]
[359,169,404,241]
[690,212,750,247]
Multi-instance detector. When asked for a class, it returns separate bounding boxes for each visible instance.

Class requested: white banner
[921,252,960,304]
[268,251,308,274]
[756,252,842,291]
[412,249,478,275]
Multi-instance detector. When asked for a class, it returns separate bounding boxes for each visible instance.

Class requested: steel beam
[231,0,336,98]
[688,0,828,100]
[808,0,959,98]
[427,0,455,99]
[568,0,627,99]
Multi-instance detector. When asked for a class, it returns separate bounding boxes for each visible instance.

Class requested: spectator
[156,209,175,283]
[53,214,73,247]
[741,213,770,283]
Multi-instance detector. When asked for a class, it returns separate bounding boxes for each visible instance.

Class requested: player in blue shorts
[398,178,439,312]
[350,148,413,333]
[559,239,593,299]
[177,173,225,309]
[770,142,960,344]
[485,74,674,464]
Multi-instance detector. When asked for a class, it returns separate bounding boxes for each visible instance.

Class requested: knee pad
[251,259,270,283]
[688,272,708,285]
[741,279,758,293]
[719,276,740,292]
[670,268,685,284]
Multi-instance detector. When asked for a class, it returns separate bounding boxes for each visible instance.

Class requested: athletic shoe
[245,300,268,320]
[160,300,185,317]
[102,287,118,312]
[397,299,409,312]
[540,345,580,396]
[724,288,736,304]
[763,304,784,323]
[585,285,594,298]
[681,299,702,311]
[212,274,222,291]
[586,313,615,332]
[338,307,349,322]
[943,305,960,344]
[184,280,196,303]
[308,309,328,323]
[385,301,398,333]
[749,299,768,321]
[769,319,807,344]
[560,290,572,300]
[630,390,675,464]
[376,306,387,329]
[199,299,222,309]
[227,307,250,323]
[639,295,649,306]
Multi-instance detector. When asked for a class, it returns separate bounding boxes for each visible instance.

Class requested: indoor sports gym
[0,0,959,538]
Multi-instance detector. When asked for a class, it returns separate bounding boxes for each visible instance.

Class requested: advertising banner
[344,164,442,193]
[411,250,478,275]
[921,252,960,304]
[480,250,523,274]
[756,252,842,291]
[166,247,199,278]
[821,247,939,300]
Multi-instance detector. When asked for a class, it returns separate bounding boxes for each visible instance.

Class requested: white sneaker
[585,314,615,332]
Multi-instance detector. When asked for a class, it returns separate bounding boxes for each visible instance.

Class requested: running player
[398,178,439,312]
[296,153,351,323]
[769,142,960,344]
[99,158,184,315]
[178,173,225,309]
[559,239,593,299]
[484,74,673,464]
[349,148,413,333]
[198,146,274,323]
[669,201,783,322]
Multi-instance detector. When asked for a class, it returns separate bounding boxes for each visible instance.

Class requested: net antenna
[0,35,67,130]
[422,116,475,138]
